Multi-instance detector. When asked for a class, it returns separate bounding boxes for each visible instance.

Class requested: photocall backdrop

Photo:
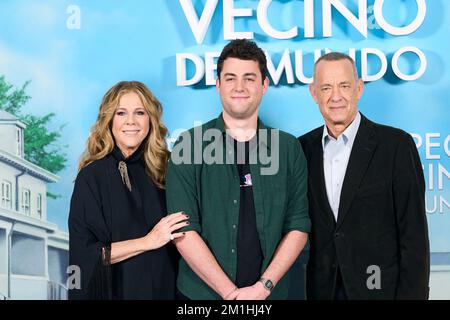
[0,0,448,279]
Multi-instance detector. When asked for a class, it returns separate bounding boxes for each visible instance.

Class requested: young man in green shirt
[166,39,310,300]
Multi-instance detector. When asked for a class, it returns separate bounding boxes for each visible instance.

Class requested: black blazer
[299,114,430,299]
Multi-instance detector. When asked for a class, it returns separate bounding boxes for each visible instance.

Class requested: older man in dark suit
[299,52,430,300]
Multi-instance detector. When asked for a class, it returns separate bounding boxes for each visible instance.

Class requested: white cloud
[17,2,60,33]
[0,41,65,113]
[0,39,97,126]
[0,42,88,147]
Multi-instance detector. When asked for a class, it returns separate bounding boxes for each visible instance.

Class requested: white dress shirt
[322,112,361,221]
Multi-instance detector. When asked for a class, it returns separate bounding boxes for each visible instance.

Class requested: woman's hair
[78,81,169,188]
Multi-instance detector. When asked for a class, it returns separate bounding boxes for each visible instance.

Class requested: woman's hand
[142,211,189,250]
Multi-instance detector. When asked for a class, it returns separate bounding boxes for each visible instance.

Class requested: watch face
[263,279,273,290]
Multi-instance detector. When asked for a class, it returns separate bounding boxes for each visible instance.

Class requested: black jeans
[334,268,348,300]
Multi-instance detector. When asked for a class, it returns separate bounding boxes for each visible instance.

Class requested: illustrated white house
[0,109,68,300]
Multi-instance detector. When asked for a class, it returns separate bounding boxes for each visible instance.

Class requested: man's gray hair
[314,52,359,79]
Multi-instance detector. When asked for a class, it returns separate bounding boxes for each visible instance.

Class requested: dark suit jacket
[299,114,430,299]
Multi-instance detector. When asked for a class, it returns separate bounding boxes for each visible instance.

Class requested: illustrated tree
[0,75,67,199]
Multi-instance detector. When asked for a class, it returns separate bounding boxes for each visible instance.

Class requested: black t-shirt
[233,138,263,287]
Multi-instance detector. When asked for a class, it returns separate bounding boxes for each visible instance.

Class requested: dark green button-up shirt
[166,115,310,300]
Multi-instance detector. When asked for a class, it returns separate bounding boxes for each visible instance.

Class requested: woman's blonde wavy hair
[78,81,169,188]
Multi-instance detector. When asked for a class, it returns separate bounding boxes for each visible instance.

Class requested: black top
[233,138,263,287]
[68,143,178,299]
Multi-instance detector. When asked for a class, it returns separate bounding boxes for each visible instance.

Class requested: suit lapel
[336,115,377,230]
[310,129,336,230]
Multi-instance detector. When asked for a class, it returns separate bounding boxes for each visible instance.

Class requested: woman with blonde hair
[69,81,188,299]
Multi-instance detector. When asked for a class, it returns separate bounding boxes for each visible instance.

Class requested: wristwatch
[259,278,274,292]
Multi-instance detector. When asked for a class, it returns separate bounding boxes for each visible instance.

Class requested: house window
[1,181,12,209]
[21,189,30,214]
[37,193,42,218]
[16,128,22,157]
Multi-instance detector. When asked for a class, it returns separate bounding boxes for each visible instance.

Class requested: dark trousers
[334,268,348,300]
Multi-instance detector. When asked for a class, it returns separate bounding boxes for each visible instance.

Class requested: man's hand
[235,281,270,300]
[223,287,240,300]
